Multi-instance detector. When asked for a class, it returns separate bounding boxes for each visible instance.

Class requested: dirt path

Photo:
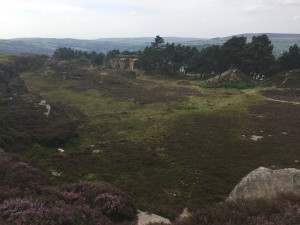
[266,98,300,105]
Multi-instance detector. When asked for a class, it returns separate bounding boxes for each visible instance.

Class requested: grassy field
[15,63,300,220]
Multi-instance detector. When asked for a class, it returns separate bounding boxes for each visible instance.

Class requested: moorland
[1,35,300,224]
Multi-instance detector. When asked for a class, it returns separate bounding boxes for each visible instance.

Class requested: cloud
[129,11,139,16]
[277,0,300,5]
[1,0,300,39]
[244,4,262,13]
[1,0,85,13]
[294,15,300,20]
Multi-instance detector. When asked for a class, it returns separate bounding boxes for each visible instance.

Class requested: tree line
[53,47,105,65]
[53,48,130,66]
[53,35,300,77]
[138,35,300,78]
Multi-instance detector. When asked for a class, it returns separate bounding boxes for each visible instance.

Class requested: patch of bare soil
[261,89,300,102]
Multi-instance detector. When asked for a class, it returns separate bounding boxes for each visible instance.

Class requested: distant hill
[0,37,204,55]
[0,33,299,56]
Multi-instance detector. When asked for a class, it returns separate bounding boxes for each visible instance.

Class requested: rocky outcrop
[207,69,251,83]
[110,55,138,70]
[228,167,300,201]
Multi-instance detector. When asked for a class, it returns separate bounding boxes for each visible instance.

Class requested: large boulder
[228,167,300,201]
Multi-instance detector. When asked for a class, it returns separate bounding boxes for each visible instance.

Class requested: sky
[0,0,300,39]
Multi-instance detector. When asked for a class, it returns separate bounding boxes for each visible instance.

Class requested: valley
[1,54,300,223]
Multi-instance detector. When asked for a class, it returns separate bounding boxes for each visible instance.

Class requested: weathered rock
[137,210,171,225]
[228,167,300,201]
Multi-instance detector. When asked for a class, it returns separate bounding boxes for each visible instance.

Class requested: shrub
[174,194,300,225]
[0,198,74,225]
[60,181,136,221]
[0,150,136,225]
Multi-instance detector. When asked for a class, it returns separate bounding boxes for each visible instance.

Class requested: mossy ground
[16,64,300,219]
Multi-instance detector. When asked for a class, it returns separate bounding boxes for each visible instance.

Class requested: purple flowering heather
[0,150,136,225]
[0,198,74,225]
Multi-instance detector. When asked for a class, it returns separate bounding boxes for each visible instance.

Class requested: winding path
[266,98,300,105]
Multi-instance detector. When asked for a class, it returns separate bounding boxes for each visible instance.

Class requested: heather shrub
[0,150,44,199]
[0,150,136,225]
[174,194,300,225]
[0,198,74,225]
[59,181,136,221]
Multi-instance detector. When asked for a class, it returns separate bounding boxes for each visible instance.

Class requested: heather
[0,149,136,225]
[173,194,300,225]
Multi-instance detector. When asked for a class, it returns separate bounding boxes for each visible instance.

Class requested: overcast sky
[0,0,299,39]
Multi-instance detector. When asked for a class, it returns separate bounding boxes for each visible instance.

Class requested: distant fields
[1,33,300,56]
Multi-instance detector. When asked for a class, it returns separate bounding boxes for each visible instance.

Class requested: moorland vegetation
[0,35,300,224]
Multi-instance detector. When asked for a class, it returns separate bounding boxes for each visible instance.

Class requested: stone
[250,135,263,141]
[92,150,102,154]
[38,100,47,106]
[44,104,51,116]
[57,148,65,153]
[227,167,300,201]
[137,210,171,225]
[179,207,191,219]
[51,171,62,177]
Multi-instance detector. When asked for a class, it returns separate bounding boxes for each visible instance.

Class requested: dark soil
[177,80,192,86]
[73,73,204,104]
[98,77,203,104]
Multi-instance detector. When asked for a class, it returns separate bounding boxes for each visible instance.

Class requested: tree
[243,34,275,75]
[151,35,165,49]
[195,45,222,75]
[220,36,247,70]
[277,44,300,70]
[53,47,75,60]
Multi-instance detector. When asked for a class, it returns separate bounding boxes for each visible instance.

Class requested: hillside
[1,33,299,56]
[0,37,203,55]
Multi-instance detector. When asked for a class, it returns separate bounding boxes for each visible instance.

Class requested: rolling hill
[0,33,299,56]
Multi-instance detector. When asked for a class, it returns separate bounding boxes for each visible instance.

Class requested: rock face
[228,167,300,201]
